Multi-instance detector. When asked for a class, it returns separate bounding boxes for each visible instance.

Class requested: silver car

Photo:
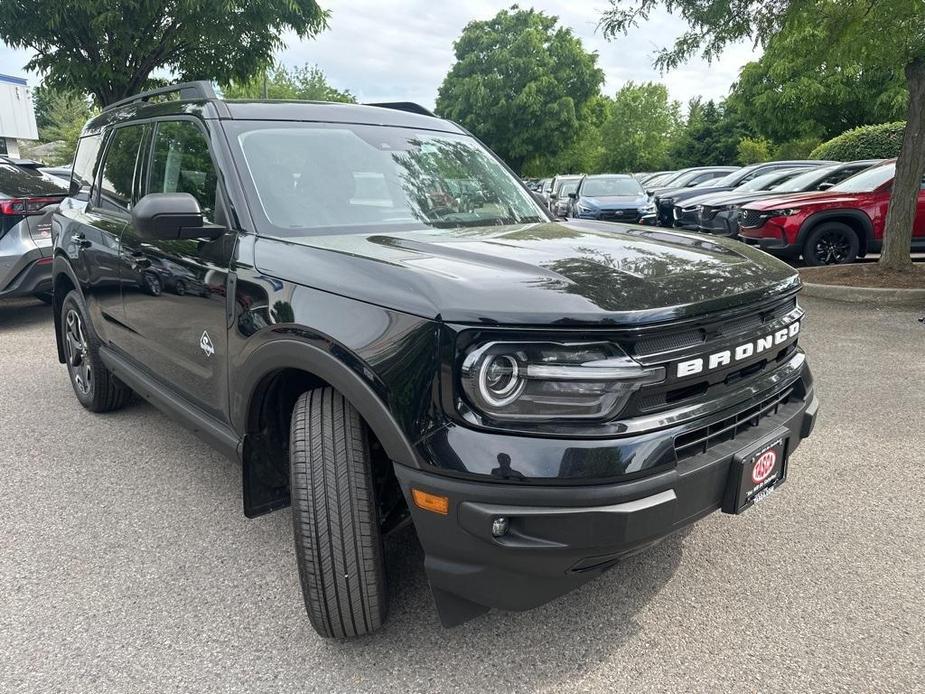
[0,158,68,302]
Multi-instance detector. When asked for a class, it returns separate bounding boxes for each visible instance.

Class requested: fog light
[491,516,509,538]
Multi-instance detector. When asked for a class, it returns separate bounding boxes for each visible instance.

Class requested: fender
[798,209,875,254]
[233,337,423,471]
[51,254,84,364]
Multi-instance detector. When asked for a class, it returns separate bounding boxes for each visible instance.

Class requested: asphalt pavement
[1,295,923,693]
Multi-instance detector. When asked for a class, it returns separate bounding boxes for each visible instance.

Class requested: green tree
[222,63,354,102]
[728,30,906,144]
[435,6,605,173]
[598,82,680,172]
[669,98,751,166]
[523,95,611,176]
[0,1,328,106]
[736,137,771,165]
[600,0,925,270]
[33,87,95,164]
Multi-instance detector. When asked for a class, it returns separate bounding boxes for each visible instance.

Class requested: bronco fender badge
[200,330,215,357]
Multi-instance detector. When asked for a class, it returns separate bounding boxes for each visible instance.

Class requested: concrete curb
[801,281,925,306]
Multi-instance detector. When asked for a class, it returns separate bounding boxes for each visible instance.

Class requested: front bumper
[698,209,739,237]
[396,374,817,627]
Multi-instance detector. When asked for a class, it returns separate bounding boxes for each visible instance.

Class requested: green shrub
[736,137,771,164]
[774,137,822,160]
[810,122,905,160]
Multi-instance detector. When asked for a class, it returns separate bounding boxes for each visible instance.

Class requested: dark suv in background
[52,82,817,638]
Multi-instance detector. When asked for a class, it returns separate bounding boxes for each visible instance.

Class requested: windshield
[773,166,837,192]
[665,170,706,187]
[232,123,546,234]
[552,176,580,194]
[581,177,644,197]
[736,170,797,192]
[643,174,669,188]
[831,162,896,192]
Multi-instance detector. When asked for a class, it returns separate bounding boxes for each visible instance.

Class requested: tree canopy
[600,0,925,270]
[435,7,605,173]
[222,63,355,103]
[598,82,680,173]
[0,0,329,106]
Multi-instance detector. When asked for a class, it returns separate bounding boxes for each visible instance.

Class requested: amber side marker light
[411,488,449,515]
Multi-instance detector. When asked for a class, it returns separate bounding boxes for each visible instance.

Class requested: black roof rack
[103,80,217,112]
[365,102,435,118]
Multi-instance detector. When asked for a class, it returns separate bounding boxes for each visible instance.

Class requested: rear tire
[290,387,388,638]
[60,289,132,412]
[802,222,859,266]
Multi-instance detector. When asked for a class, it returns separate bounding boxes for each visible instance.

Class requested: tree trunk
[880,58,925,271]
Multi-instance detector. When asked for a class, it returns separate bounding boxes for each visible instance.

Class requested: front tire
[290,387,388,638]
[61,290,132,412]
[802,223,859,265]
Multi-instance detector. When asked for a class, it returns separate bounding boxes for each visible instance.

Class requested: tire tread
[290,387,387,638]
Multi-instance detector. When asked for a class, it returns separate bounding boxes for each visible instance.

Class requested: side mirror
[568,192,577,199]
[817,182,834,190]
[132,193,219,240]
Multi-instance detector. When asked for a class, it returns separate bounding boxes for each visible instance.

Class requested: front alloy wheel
[60,289,132,412]
[64,309,92,397]
[803,222,859,266]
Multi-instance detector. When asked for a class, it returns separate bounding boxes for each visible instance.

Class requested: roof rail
[365,102,436,118]
[103,80,217,112]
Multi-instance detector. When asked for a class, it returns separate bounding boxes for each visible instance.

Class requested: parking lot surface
[1,295,923,693]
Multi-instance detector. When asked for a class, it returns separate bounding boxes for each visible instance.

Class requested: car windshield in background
[581,177,643,197]
[232,123,546,234]
[772,166,838,192]
[553,177,581,194]
[831,162,896,193]
[737,170,800,192]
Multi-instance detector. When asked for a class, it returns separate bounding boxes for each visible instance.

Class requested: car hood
[254,221,799,326]
[742,190,860,210]
[581,195,649,208]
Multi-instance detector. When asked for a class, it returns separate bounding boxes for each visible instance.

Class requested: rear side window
[70,133,103,201]
[148,120,218,222]
[98,125,146,213]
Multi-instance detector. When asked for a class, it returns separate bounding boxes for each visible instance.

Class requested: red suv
[738,161,925,265]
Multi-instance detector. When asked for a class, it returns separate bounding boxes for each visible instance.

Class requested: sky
[0,0,758,109]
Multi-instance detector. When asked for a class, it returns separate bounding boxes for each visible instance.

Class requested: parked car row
[651,159,925,265]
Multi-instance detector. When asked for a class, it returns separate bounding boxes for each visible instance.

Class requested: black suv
[52,82,818,638]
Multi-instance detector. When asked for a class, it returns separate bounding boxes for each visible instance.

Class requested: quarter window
[98,126,146,213]
[148,121,218,221]
[70,133,103,201]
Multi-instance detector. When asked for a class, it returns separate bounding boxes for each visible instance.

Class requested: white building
[0,74,39,158]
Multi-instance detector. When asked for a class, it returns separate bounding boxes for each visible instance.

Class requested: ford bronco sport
[52,82,818,638]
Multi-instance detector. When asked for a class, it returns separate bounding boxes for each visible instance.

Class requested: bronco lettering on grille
[675,321,800,378]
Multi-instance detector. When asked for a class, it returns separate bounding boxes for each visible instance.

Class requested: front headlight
[576,203,593,213]
[765,208,801,217]
[641,202,656,213]
[459,341,665,422]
